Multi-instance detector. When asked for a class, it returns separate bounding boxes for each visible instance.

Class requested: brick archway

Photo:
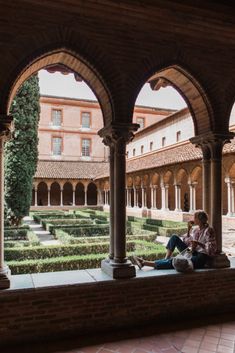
[147,66,213,135]
[5,49,113,126]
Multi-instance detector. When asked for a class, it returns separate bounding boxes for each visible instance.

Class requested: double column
[0,115,13,289]
[190,132,234,267]
[98,123,138,278]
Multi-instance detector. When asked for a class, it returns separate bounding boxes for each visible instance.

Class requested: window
[141,145,144,154]
[126,151,129,158]
[162,136,166,147]
[81,112,91,128]
[52,109,62,126]
[176,130,181,142]
[133,148,136,157]
[150,141,153,151]
[52,137,62,155]
[82,139,91,156]
[136,117,145,129]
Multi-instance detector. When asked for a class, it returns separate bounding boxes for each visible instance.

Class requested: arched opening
[191,166,202,211]
[176,168,189,212]
[75,183,85,205]
[63,182,73,206]
[6,50,113,125]
[37,182,48,206]
[50,182,60,206]
[87,183,97,205]
[163,170,174,211]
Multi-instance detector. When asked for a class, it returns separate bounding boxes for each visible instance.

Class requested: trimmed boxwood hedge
[41,218,93,231]
[55,229,157,245]
[53,224,110,237]
[5,241,139,261]
[7,244,166,275]
[4,229,28,240]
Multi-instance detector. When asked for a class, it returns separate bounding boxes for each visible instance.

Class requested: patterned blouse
[183,226,217,256]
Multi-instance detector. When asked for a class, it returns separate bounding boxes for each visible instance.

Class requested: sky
[39,70,187,110]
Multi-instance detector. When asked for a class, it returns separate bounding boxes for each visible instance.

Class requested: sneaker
[132,256,143,270]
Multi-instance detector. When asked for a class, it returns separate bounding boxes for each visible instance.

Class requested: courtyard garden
[4,209,187,274]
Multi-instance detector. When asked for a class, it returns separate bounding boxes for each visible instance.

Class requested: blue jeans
[154,234,210,270]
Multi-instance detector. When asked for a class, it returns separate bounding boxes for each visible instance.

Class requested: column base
[0,266,11,289]
[101,258,136,279]
[208,253,230,268]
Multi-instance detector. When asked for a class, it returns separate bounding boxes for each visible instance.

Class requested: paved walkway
[4,315,235,353]
[23,216,60,245]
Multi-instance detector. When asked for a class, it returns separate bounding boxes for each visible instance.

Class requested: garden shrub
[7,241,166,274]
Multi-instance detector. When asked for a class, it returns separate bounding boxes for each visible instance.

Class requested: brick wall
[1,268,235,346]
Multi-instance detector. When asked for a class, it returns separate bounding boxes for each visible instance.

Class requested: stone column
[201,145,211,216]
[189,183,196,213]
[141,185,145,208]
[84,185,88,206]
[126,188,131,207]
[35,187,38,206]
[153,186,157,209]
[47,188,51,206]
[0,115,13,288]
[190,132,234,267]
[72,188,75,206]
[133,187,137,207]
[231,182,235,215]
[161,184,166,210]
[98,123,138,278]
[60,188,63,206]
[174,184,182,212]
[165,184,169,210]
[150,185,154,209]
[104,190,107,205]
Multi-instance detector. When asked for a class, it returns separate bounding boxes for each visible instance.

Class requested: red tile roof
[35,160,109,179]
[35,139,235,180]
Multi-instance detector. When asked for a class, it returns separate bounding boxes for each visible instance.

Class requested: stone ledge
[2,257,235,293]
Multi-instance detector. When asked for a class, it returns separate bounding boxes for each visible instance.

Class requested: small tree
[4,74,40,225]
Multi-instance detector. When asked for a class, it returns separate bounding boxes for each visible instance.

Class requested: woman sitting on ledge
[133,210,217,270]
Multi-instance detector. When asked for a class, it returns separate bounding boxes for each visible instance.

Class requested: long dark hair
[195,210,209,226]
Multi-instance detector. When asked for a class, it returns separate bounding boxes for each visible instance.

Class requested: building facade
[33,94,235,224]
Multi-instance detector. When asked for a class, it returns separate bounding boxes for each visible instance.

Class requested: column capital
[0,115,13,139]
[190,132,235,160]
[98,123,139,148]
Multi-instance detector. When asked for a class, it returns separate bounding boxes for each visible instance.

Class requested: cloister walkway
[3,309,235,353]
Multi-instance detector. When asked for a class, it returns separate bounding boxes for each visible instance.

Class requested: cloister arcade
[32,180,99,207]
[0,1,234,289]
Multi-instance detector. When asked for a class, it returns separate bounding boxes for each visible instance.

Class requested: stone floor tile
[218,338,234,347]
[103,343,121,351]
[205,330,221,338]
[160,348,178,353]
[221,333,235,341]
[183,339,201,348]
[170,336,185,350]
[217,345,234,353]
[199,341,217,351]
[116,346,136,353]
[181,345,198,353]
[201,336,219,344]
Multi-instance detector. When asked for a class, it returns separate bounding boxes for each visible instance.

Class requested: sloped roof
[35,139,235,180]
[35,160,109,179]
